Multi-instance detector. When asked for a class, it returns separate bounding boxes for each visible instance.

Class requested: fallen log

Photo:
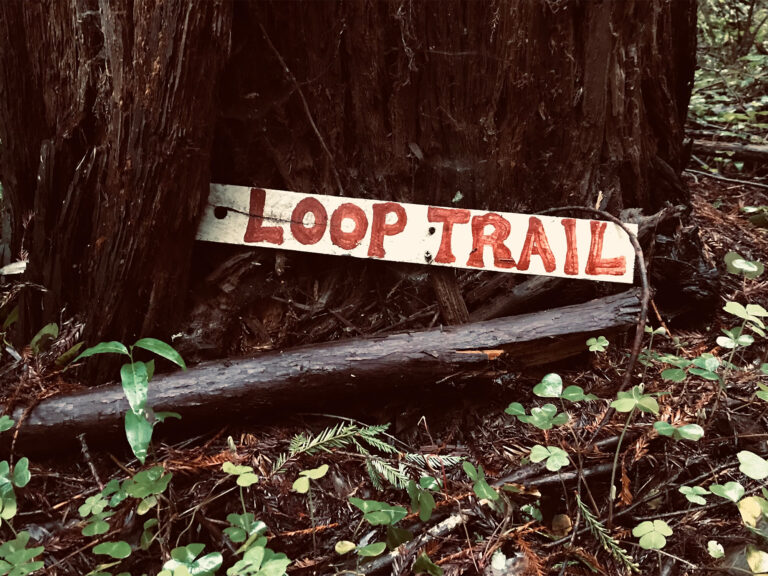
[692,140,768,163]
[9,289,641,453]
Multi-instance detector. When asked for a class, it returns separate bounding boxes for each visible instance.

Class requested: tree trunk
[215,0,696,212]
[0,1,232,378]
[0,0,697,379]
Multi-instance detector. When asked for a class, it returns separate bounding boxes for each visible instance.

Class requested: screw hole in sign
[213,206,228,220]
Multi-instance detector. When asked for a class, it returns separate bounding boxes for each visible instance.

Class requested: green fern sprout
[576,495,639,573]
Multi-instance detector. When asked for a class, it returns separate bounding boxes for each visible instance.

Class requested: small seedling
[586,335,609,352]
[708,540,725,559]
[226,536,291,576]
[653,421,704,441]
[293,464,329,552]
[406,476,438,522]
[224,513,267,547]
[679,486,709,505]
[462,462,499,502]
[0,457,31,524]
[505,402,569,430]
[93,540,132,560]
[724,251,764,279]
[413,551,444,576]
[223,461,259,517]
[532,373,597,403]
[75,338,186,463]
[0,531,45,575]
[159,543,223,576]
[335,539,386,558]
[349,497,408,525]
[529,445,570,472]
[608,386,659,508]
[633,519,672,550]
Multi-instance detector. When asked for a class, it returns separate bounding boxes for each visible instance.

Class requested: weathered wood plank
[197,185,638,283]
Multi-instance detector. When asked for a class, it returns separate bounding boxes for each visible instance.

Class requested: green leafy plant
[123,465,172,515]
[724,251,764,279]
[93,541,132,560]
[653,421,705,442]
[462,462,499,502]
[679,486,709,505]
[708,540,725,559]
[529,445,570,472]
[608,386,659,505]
[412,551,444,576]
[226,535,291,576]
[738,451,768,480]
[224,513,267,548]
[406,476,438,522]
[0,457,31,525]
[633,520,673,550]
[349,497,408,526]
[586,335,609,352]
[709,481,745,503]
[292,464,329,551]
[660,353,720,383]
[159,543,223,576]
[0,531,45,575]
[335,539,387,559]
[75,338,186,463]
[532,373,597,403]
[79,493,112,536]
[505,402,569,431]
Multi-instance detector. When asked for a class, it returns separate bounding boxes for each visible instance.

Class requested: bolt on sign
[197,185,638,284]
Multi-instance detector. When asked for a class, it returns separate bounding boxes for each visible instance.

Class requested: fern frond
[273,423,360,473]
[365,459,385,491]
[359,430,398,454]
[404,453,463,468]
[367,458,410,489]
[576,495,639,573]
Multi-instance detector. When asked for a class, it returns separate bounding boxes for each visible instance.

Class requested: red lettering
[466,213,515,269]
[517,217,556,272]
[290,197,328,245]
[585,221,626,276]
[368,202,407,258]
[561,218,579,275]
[330,203,368,250]
[427,207,471,264]
[244,188,284,245]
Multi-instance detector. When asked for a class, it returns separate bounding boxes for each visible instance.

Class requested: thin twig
[540,206,650,448]
[685,168,768,190]
[78,433,104,491]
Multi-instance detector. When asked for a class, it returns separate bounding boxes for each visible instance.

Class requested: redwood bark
[215,0,696,212]
[0,1,232,377]
[0,0,697,380]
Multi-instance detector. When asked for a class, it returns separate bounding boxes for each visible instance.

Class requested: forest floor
[1,169,768,576]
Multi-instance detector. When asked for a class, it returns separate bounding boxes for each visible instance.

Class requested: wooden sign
[198,185,638,284]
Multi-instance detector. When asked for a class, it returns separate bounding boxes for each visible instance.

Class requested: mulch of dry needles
[1,169,768,576]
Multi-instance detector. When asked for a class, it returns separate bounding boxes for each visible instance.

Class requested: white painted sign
[197,184,638,283]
